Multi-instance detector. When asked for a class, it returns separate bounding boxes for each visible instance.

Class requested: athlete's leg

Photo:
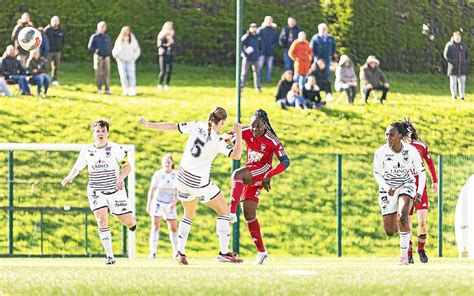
[398,195,412,259]
[177,199,198,255]
[407,213,413,259]
[382,213,398,236]
[417,209,428,250]
[208,193,231,254]
[94,207,114,258]
[242,199,266,252]
[149,216,162,256]
[116,212,136,229]
[166,218,178,256]
[230,167,252,212]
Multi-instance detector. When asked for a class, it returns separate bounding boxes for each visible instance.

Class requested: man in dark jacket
[279,17,301,71]
[443,31,469,100]
[88,21,112,94]
[240,23,261,92]
[11,12,33,68]
[1,45,31,95]
[257,16,278,83]
[310,23,336,83]
[45,16,66,86]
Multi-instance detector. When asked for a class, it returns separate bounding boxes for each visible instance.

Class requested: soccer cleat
[148,253,156,259]
[175,251,189,265]
[105,256,116,265]
[418,249,429,263]
[255,251,268,265]
[217,252,243,263]
[399,256,409,265]
[408,256,414,264]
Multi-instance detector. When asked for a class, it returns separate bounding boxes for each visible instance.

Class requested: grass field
[1,257,474,295]
[0,63,473,258]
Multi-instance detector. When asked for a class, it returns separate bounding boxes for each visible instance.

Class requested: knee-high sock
[98,227,114,258]
[418,233,427,251]
[400,231,411,258]
[216,215,231,254]
[178,217,192,254]
[149,226,159,255]
[169,230,178,255]
[230,178,244,213]
[247,218,265,252]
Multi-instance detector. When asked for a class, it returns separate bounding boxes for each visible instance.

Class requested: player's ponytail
[254,109,278,138]
[207,107,227,141]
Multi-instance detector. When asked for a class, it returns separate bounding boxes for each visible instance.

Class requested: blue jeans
[283,49,294,71]
[293,74,306,93]
[258,55,274,83]
[9,75,30,95]
[31,74,51,95]
[0,79,12,96]
[117,60,136,91]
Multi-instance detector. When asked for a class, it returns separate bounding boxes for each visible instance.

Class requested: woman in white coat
[112,26,141,96]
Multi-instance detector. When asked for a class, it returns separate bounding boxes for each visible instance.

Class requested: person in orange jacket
[288,31,313,95]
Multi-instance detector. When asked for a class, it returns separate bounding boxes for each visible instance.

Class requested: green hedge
[0,0,471,72]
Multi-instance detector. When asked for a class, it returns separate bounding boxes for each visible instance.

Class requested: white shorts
[87,187,132,216]
[176,180,221,203]
[149,199,178,220]
[378,182,416,216]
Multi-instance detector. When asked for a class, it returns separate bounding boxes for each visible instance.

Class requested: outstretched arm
[61,168,80,187]
[138,118,178,132]
[229,123,243,160]
[262,152,290,192]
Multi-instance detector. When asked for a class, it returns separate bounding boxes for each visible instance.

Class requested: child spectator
[45,16,66,86]
[286,82,308,109]
[275,70,293,109]
[335,55,357,104]
[309,58,332,102]
[113,26,141,96]
[88,21,112,94]
[303,75,323,108]
[1,45,31,95]
[27,49,50,97]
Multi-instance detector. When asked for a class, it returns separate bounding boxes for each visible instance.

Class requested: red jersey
[242,128,287,170]
[410,140,438,185]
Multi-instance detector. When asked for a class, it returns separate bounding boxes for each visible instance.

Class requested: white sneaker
[326,93,333,102]
[399,256,409,265]
[148,253,156,259]
[122,88,128,96]
[157,85,163,91]
[164,85,169,91]
[52,80,59,86]
[128,88,136,96]
[255,251,268,265]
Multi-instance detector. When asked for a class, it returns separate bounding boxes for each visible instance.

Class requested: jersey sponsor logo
[88,149,95,157]
[248,150,264,163]
[114,200,128,208]
[260,144,266,151]
[197,127,207,138]
[92,159,109,170]
[178,191,190,199]
[105,146,111,158]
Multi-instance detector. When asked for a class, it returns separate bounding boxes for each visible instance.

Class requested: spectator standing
[157,21,175,91]
[275,70,293,109]
[308,58,332,101]
[288,31,313,95]
[310,23,336,83]
[335,55,357,104]
[11,12,34,68]
[1,45,31,95]
[27,49,51,97]
[37,27,49,58]
[257,16,278,83]
[45,16,66,86]
[443,31,469,100]
[359,55,390,104]
[112,26,141,96]
[240,23,261,92]
[279,17,302,71]
[88,21,112,94]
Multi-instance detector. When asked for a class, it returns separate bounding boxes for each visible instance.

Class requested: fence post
[337,154,342,257]
[8,150,14,256]
[438,155,443,257]
[40,208,44,256]
[123,225,127,257]
[84,210,88,255]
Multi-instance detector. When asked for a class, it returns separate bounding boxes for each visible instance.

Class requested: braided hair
[399,118,420,141]
[253,109,278,138]
[389,121,410,141]
[207,107,227,141]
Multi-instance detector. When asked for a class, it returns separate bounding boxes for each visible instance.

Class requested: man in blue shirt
[240,23,262,93]
[310,23,336,83]
[88,21,112,94]
[257,16,278,83]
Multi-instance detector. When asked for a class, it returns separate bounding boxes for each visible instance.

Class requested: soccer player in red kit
[228,109,290,265]
[400,119,438,264]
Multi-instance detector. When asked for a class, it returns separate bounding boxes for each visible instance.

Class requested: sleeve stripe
[177,123,183,134]
[227,149,234,157]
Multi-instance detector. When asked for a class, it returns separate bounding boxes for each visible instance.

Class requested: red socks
[418,234,426,251]
[230,178,244,213]
[247,218,265,252]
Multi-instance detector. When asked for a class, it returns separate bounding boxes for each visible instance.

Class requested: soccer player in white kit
[138,106,243,265]
[373,122,426,265]
[146,154,179,258]
[61,120,137,265]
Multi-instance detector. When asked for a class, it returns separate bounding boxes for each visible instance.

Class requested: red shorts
[241,164,271,204]
[410,186,428,215]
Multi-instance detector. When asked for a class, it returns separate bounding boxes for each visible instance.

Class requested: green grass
[0,63,473,258]
[1,257,474,295]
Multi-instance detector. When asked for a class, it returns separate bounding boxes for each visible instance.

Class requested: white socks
[400,231,411,258]
[98,227,114,258]
[217,215,231,254]
[178,217,192,254]
[169,231,178,255]
[149,226,160,255]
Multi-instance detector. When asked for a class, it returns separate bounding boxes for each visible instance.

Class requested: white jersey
[177,121,234,188]
[151,169,177,203]
[373,143,426,195]
[73,141,128,192]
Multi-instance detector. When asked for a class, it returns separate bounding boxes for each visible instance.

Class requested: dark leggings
[158,55,174,85]
[343,86,357,103]
[364,85,389,102]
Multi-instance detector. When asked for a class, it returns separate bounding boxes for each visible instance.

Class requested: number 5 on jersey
[191,138,205,158]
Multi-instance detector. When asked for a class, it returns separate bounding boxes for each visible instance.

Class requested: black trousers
[342,85,357,103]
[158,55,174,85]
[364,85,389,102]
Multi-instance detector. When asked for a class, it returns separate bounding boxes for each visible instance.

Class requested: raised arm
[138,118,178,132]
[229,123,242,160]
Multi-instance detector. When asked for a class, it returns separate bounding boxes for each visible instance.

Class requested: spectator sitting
[309,58,332,101]
[37,27,49,58]
[44,16,66,86]
[27,49,50,97]
[112,25,141,96]
[258,16,278,83]
[335,55,357,104]
[286,83,308,109]
[288,31,313,95]
[11,12,34,68]
[88,21,113,94]
[240,23,262,93]
[279,17,302,71]
[275,70,293,109]
[1,45,31,95]
[303,75,323,108]
[360,55,389,104]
